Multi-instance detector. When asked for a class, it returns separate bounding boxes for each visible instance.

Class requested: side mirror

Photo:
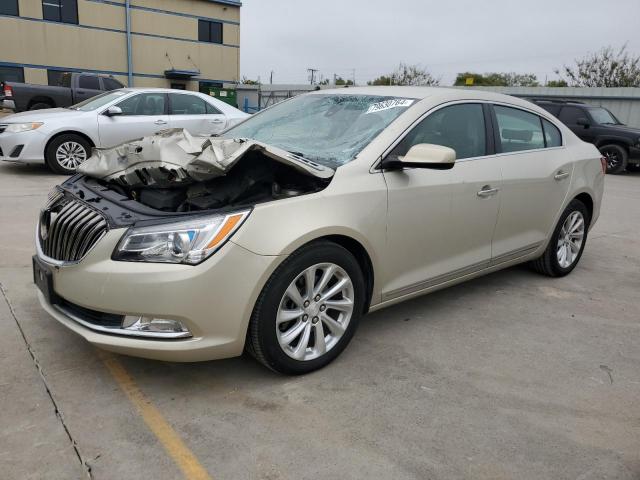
[382,143,456,170]
[105,106,123,117]
[576,117,590,128]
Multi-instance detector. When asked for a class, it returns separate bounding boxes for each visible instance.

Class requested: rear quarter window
[542,119,562,147]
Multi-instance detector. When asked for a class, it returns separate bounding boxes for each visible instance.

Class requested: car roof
[310,86,475,99]
[309,86,551,113]
[534,99,585,106]
[116,87,206,93]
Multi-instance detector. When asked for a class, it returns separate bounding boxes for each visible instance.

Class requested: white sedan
[0,88,249,174]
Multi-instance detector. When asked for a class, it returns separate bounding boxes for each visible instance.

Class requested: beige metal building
[0,0,241,92]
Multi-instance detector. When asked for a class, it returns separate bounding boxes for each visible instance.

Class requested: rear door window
[169,93,208,115]
[79,75,101,90]
[494,106,545,153]
[537,103,561,116]
[558,106,586,125]
[102,77,123,91]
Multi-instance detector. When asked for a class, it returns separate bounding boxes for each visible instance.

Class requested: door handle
[477,185,499,197]
[210,119,223,124]
[154,119,168,125]
[554,170,570,181]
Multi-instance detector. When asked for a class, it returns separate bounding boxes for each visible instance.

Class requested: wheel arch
[269,233,377,314]
[27,96,56,109]
[319,234,375,313]
[44,130,96,157]
[574,191,594,222]
[595,137,632,150]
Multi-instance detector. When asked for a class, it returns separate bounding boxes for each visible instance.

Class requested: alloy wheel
[56,141,87,170]
[276,263,354,361]
[556,211,585,268]
[602,149,620,170]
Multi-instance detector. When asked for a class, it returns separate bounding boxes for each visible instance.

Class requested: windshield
[70,90,129,111]
[588,107,621,125]
[222,94,417,168]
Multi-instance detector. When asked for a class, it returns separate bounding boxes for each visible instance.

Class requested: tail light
[600,156,607,174]
[2,84,12,98]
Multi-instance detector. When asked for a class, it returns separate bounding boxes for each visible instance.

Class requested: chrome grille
[39,194,108,262]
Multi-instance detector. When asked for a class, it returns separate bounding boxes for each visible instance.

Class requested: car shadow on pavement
[0,162,59,178]
[109,263,534,388]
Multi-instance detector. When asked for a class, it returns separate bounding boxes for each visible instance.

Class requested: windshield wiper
[287,150,307,158]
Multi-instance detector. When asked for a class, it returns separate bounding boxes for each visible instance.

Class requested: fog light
[122,315,192,337]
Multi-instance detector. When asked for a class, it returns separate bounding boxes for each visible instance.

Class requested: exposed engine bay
[77,129,334,212]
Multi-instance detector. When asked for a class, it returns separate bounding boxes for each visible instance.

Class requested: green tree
[546,79,568,87]
[240,76,260,85]
[368,75,393,86]
[334,76,354,86]
[454,72,539,86]
[555,45,640,87]
[368,63,439,86]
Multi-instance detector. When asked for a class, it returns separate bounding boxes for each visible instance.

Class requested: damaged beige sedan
[33,87,604,374]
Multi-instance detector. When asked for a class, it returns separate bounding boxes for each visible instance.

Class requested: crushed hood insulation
[78,128,334,188]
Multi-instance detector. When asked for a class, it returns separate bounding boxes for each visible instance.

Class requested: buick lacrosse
[34,87,604,374]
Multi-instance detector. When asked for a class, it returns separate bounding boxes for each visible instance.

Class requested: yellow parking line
[97,350,212,480]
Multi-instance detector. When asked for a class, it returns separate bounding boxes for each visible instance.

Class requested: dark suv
[535,100,640,174]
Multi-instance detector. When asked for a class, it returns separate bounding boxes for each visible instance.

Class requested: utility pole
[307,68,318,85]
[352,69,356,86]
[333,73,337,85]
[270,70,273,84]
[125,0,133,86]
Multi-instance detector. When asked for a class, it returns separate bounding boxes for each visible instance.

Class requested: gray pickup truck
[1,72,124,112]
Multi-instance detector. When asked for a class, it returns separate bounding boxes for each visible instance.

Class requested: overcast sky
[239,0,640,86]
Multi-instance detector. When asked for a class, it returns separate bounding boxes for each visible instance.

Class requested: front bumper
[0,128,46,163]
[36,228,283,362]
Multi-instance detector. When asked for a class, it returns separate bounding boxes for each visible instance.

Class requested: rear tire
[45,134,92,175]
[29,102,53,110]
[531,199,590,277]
[599,144,628,174]
[247,241,365,375]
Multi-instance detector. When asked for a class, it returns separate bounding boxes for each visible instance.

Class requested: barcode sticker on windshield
[366,99,414,114]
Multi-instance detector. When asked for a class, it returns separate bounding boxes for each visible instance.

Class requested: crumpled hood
[78,128,334,187]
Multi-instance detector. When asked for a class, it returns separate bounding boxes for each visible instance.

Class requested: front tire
[531,199,590,277]
[45,134,92,175]
[247,241,365,374]
[600,144,628,174]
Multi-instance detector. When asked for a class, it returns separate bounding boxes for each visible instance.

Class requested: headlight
[5,122,44,133]
[113,210,250,264]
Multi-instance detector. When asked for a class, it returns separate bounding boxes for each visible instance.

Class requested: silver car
[0,88,249,174]
[33,87,605,374]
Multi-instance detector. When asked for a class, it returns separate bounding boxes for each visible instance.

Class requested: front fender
[43,124,100,150]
